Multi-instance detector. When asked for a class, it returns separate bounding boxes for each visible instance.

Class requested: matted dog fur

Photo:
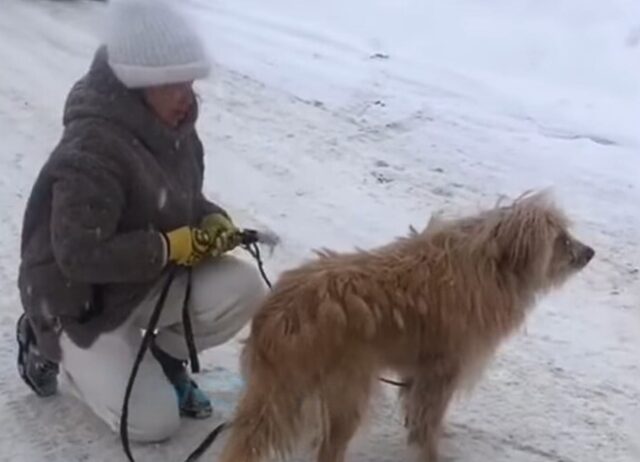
[218,191,594,462]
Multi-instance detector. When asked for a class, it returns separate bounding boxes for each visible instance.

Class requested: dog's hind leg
[401,365,459,462]
[217,373,305,462]
[316,367,375,462]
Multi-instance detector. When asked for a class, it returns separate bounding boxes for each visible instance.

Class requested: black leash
[120,230,271,462]
[379,377,411,388]
[183,421,230,462]
[120,266,178,462]
[243,240,272,289]
[181,267,200,374]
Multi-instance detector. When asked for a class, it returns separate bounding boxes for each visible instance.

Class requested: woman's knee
[123,384,181,443]
[196,256,268,310]
[232,257,269,308]
[188,256,267,341]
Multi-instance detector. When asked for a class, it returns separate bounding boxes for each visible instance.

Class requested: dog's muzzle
[575,244,595,267]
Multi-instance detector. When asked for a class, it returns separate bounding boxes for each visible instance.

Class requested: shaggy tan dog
[217,191,594,462]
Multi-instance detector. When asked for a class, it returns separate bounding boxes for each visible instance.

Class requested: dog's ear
[490,195,555,277]
[424,211,445,233]
[492,211,537,273]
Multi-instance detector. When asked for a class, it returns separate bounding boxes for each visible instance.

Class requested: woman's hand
[200,213,243,257]
[163,227,217,266]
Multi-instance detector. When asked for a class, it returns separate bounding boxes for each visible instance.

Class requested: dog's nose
[581,246,595,264]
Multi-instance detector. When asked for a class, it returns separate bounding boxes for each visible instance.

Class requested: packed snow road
[0,1,637,461]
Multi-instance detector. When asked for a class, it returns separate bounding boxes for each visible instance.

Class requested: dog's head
[482,191,594,289]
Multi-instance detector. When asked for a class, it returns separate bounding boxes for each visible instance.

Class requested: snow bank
[183,0,640,147]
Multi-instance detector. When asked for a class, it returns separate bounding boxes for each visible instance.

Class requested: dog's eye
[557,232,571,248]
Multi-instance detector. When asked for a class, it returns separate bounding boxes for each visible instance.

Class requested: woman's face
[143,81,195,128]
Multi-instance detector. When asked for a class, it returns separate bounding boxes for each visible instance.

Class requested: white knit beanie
[105,0,211,88]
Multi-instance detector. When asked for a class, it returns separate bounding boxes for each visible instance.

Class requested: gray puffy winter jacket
[18,47,226,361]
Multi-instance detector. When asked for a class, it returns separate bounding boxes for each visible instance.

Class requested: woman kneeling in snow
[16,0,266,442]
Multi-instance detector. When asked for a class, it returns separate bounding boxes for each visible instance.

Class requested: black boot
[16,313,59,397]
[151,343,212,419]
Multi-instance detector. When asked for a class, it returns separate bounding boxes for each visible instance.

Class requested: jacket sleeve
[198,192,229,220]
[50,152,167,284]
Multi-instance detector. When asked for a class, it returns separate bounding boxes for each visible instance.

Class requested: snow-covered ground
[0,0,638,461]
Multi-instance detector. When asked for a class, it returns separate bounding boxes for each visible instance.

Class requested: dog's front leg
[401,366,458,462]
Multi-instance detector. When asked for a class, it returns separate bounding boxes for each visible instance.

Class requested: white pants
[59,256,266,443]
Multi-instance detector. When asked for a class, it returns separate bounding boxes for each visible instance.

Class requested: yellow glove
[200,213,242,257]
[164,226,214,266]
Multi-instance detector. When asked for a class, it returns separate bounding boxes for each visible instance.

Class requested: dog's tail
[218,345,306,462]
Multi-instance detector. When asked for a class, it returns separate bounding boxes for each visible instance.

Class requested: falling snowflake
[158,188,168,209]
[40,299,52,320]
